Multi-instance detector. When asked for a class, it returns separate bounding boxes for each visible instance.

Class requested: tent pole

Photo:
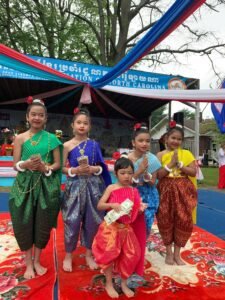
[195,102,200,158]
[194,79,200,158]
[168,101,172,124]
[148,114,152,131]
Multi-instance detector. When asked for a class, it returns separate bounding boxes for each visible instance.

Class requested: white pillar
[195,102,200,158]
[168,101,172,125]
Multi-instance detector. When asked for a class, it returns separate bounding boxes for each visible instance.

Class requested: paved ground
[199,186,225,194]
[197,188,225,240]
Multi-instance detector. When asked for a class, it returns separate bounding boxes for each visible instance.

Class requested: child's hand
[83,165,102,175]
[110,203,121,212]
[23,158,41,171]
[170,149,178,167]
[89,166,100,175]
[139,202,148,213]
[147,178,155,186]
[76,164,90,175]
[30,154,41,162]
[35,160,47,172]
[139,156,148,173]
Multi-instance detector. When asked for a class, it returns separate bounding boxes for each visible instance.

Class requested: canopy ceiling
[0,76,201,121]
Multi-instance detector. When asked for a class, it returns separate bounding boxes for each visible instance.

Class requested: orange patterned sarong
[92,221,141,279]
[156,177,197,247]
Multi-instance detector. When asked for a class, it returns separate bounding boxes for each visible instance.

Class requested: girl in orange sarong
[92,157,146,299]
[156,123,197,266]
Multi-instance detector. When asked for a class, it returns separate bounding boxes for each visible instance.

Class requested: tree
[151,106,167,127]
[0,0,225,80]
[177,109,195,120]
[201,118,225,144]
[0,0,91,60]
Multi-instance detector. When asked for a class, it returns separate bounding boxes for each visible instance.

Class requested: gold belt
[115,222,129,229]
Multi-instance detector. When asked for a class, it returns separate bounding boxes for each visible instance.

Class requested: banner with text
[0,55,190,90]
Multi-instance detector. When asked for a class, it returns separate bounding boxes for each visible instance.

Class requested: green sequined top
[9,130,63,227]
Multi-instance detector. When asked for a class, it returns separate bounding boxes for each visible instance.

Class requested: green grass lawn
[198,167,219,187]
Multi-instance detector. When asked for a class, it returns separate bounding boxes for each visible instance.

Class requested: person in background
[202,149,209,166]
[218,141,225,189]
[9,98,62,279]
[0,129,14,156]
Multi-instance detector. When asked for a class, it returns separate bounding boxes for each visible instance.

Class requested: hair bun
[27,97,45,105]
[112,151,121,160]
[73,107,80,114]
[73,106,90,116]
[27,96,33,104]
[33,99,45,105]
[133,123,141,130]
[133,122,148,131]
[169,120,183,129]
[169,120,176,128]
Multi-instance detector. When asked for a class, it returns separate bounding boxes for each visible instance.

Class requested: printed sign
[0,55,190,90]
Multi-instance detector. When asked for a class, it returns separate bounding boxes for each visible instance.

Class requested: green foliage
[178,108,195,120]
[200,119,218,134]
[200,119,225,144]
[0,0,224,72]
[0,0,85,59]
[151,106,167,127]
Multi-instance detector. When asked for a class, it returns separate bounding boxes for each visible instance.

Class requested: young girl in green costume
[9,98,62,279]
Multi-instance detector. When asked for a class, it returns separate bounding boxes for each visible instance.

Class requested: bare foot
[86,255,98,270]
[165,254,175,265]
[24,264,35,279]
[121,281,135,298]
[34,262,47,276]
[105,284,119,298]
[174,256,185,265]
[63,253,73,272]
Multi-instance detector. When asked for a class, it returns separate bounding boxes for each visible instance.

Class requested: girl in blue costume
[9,98,62,279]
[61,107,111,272]
[128,123,161,236]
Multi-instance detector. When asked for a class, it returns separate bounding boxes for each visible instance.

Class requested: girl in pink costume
[93,157,146,298]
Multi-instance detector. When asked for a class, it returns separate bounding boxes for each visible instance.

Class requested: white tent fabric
[102,86,225,103]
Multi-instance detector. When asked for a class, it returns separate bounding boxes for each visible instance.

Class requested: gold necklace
[77,139,88,156]
[29,130,43,146]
